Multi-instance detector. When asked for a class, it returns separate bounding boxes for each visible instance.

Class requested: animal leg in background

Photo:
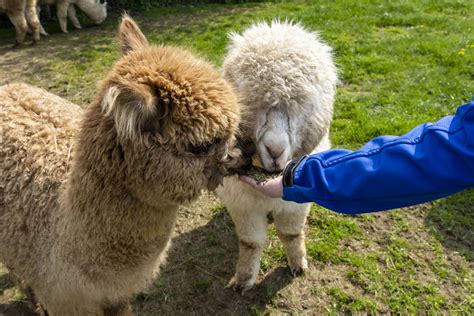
[5,3,28,46]
[67,4,82,29]
[56,0,69,32]
[273,205,310,276]
[24,0,40,42]
[35,5,49,35]
[21,284,46,316]
[227,206,268,294]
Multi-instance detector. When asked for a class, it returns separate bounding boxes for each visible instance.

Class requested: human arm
[241,101,474,214]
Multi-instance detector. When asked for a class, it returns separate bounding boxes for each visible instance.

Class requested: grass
[1,0,473,314]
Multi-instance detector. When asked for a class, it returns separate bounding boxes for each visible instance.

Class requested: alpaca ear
[102,84,159,139]
[119,14,148,55]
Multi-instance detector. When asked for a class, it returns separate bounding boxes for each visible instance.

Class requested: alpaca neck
[61,159,178,271]
[59,105,178,269]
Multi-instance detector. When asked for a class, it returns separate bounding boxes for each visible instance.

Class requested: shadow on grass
[134,209,296,315]
[0,273,16,295]
[0,302,35,316]
[425,189,474,261]
[0,273,35,316]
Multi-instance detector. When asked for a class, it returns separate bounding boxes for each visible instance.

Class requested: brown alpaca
[0,0,40,45]
[0,16,243,315]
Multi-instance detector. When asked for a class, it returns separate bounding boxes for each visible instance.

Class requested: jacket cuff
[282,155,307,187]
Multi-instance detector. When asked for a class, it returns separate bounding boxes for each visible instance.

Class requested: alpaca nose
[266,145,284,160]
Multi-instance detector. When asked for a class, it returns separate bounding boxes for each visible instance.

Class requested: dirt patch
[133,194,334,315]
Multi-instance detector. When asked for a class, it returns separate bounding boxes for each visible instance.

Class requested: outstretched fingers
[238,175,283,198]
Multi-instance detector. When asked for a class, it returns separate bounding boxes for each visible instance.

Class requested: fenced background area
[0,0,473,314]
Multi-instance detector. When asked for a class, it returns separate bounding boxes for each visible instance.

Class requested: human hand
[238,175,283,198]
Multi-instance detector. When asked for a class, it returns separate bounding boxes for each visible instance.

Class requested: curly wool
[217,21,338,293]
[1,16,243,316]
[223,20,338,112]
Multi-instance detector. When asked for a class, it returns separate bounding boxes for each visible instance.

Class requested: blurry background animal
[0,0,40,46]
[217,21,338,294]
[0,15,243,315]
[35,0,107,35]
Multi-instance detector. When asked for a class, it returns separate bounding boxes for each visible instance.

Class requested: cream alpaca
[0,16,243,315]
[217,21,338,293]
[0,0,40,45]
[36,0,107,35]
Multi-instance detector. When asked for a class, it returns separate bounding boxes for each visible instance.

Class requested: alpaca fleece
[37,0,107,35]
[1,15,242,315]
[0,0,40,45]
[217,21,338,293]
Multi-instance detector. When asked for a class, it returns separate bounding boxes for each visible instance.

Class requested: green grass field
[0,0,473,314]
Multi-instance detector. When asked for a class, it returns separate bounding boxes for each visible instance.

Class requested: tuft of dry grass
[241,165,280,184]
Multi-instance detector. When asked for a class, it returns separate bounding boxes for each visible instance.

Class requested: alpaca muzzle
[205,146,251,191]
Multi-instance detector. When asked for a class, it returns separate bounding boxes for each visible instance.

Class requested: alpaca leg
[25,289,43,315]
[36,5,48,36]
[273,204,310,276]
[7,10,28,46]
[104,301,133,316]
[18,282,46,316]
[67,5,82,29]
[24,0,40,43]
[227,206,268,294]
[56,0,69,33]
[39,22,48,36]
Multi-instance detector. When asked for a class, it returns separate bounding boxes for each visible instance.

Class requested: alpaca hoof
[30,40,38,46]
[227,276,255,296]
[288,257,308,277]
[12,42,22,48]
[290,266,305,277]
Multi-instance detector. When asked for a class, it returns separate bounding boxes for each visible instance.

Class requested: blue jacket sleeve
[282,101,474,214]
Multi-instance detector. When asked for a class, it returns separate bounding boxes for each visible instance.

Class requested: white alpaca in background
[217,21,338,293]
[36,0,107,35]
[0,0,40,46]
